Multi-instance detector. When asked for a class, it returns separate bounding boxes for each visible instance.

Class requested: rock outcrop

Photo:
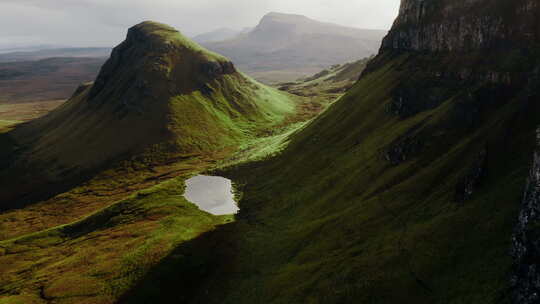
[382,0,539,52]
[511,128,540,304]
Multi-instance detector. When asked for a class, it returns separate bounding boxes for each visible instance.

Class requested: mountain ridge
[192,28,241,43]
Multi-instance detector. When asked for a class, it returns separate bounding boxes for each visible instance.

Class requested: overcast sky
[0,0,400,48]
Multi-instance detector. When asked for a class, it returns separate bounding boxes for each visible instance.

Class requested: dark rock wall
[377,3,540,300]
[382,0,539,52]
[511,128,540,304]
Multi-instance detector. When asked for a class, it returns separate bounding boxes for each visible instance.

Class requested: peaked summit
[0,21,296,209]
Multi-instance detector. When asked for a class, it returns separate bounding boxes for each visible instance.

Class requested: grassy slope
[277,57,371,101]
[0,21,299,209]
[0,120,18,133]
[3,15,538,304]
[0,105,317,304]
[123,48,540,303]
[0,22,325,304]
[0,174,232,304]
[167,73,295,152]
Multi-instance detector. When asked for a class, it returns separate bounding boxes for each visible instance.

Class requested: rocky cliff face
[511,128,540,304]
[369,0,540,122]
[378,1,540,302]
[382,0,539,52]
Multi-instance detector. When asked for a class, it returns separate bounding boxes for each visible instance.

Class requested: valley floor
[0,100,64,132]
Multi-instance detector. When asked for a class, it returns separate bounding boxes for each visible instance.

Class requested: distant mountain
[239,27,253,34]
[202,12,387,83]
[193,28,241,43]
[0,47,111,63]
[0,44,64,54]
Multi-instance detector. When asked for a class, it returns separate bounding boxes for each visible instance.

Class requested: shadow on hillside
[0,127,114,211]
[118,221,242,304]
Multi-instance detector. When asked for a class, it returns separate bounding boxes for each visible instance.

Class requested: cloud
[0,0,400,47]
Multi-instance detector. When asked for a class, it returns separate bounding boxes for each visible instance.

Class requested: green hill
[0,21,307,304]
[0,21,297,209]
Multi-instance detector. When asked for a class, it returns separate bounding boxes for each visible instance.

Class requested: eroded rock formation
[512,128,540,304]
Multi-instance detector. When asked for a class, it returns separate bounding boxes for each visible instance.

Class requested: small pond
[184,175,239,215]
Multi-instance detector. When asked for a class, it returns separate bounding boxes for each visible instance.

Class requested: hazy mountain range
[203,12,387,82]
[0,47,110,63]
[192,27,250,43]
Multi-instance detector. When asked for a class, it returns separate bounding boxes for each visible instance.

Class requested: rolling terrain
[0,57,105,103]
[278,57,372,99]
[1,0,540,303]
[0,49,108,118]
[203,12,386,83]
[0,100,65,132]
[0,48,110,63]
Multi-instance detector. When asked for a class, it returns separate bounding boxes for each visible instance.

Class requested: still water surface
[184,175,239,215]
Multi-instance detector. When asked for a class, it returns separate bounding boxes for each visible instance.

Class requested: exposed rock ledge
[511,127,540,304]
[382,0,539,52]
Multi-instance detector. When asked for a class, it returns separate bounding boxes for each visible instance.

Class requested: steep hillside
[123,1,540,303]
[0,21,297,210]
[203,12,387,83]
